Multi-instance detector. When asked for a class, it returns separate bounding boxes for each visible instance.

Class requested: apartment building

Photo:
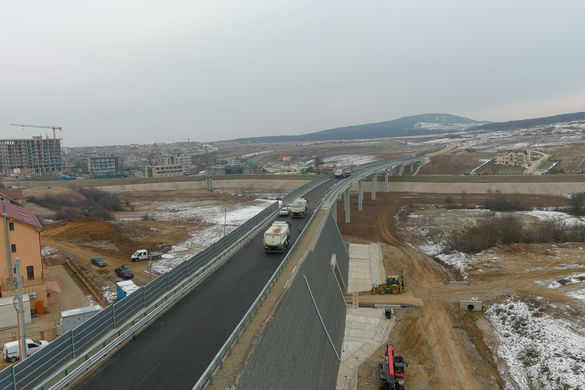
[144,164,184,178]
[207,164,263,175]
[0,136,62,175]
[176,155,192,174]
[88,156,119,179]
[495,149,532,166]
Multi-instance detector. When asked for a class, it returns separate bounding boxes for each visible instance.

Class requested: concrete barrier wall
[236,214,347,390]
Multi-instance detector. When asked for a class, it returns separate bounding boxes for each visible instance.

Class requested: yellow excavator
[372,271,404,295]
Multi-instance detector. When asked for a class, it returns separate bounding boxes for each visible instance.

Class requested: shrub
[485,192,529,211]
[444,213,585,254]
[28,188,122,221]
[569,192,585,216]
[55,207,84,221]
[141,213,155,221]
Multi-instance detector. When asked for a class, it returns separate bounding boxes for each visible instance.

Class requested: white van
[2,339,49,362]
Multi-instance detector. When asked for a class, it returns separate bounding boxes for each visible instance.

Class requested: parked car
[279,206,290,216]
[3,339,49,362]
[90,256,107,267]
[115,266,134,279]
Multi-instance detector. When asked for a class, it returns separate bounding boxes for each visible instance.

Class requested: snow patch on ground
[485,297,585,389]
[147,199,275,275]
[101,285,117,305]
[42,246,58,256]
[521,210,585,226]
[322,154,378,167]
[435,252,473,278]
[411,241,444,257]
[145,199,275,225]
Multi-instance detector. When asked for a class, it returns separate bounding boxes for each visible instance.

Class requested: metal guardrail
[323,156,424,206]
[192,199,324,390]
[282,173,333,204]
[47,208,279,390]
[0,203,279,390]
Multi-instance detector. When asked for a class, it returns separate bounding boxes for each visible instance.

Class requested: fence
[192,199,325,389]
[0,202,279,390]
[64,260,108,308]
[282,173,333,204]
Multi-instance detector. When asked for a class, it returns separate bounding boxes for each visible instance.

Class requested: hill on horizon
[228,114,488,143]
[467,111,585,132]
[226,111,585,144]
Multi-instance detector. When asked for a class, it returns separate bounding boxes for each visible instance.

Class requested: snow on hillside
[414,122,475,131]
[425,119,585,154]
[485,296,585,389]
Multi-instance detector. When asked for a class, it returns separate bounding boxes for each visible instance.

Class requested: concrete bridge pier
[410,163,414,172]
[398,165,404,176]
[358,179,364,211]
[344,187,351,223]
[384,168,389,192]
[371,174,377,200]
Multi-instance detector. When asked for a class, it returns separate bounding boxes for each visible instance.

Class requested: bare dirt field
[417,152,496,175]
[38,189,256,300]
[337,192,584,390]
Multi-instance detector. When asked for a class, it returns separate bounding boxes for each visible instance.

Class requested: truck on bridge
[263,221,291,253]
[290,198,308,218]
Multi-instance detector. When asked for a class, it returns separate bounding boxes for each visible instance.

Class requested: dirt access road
[338,192,573,390]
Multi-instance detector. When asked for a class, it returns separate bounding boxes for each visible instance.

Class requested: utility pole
[12,258,27,362]
[3,202,13,283]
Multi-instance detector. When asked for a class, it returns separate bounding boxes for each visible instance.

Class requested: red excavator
[378,344,407,390]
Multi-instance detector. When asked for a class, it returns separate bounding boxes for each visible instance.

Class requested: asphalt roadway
[74,178,338,390]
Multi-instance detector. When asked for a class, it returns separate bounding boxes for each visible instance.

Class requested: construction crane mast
[10,124,62,174]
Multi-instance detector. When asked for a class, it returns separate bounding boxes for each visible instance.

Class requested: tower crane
[10,123,63,174]
[11,124,62,140]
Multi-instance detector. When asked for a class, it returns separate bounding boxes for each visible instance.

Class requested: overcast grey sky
[2,1,584,147]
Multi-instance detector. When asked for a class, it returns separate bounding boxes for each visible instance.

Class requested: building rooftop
[1,199,43,231]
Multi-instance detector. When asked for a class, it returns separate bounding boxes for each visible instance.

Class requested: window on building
[9,222,14,231]
[11,244,16,253]
[27,266,34,280]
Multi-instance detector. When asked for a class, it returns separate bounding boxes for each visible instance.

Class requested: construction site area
[6,174,585,389]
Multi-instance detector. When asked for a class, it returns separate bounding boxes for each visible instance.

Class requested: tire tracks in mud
[372,197,500,390]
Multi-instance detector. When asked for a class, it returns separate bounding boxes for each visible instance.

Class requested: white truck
[130,249,163,262]
[290,198,308,218]
[334,169,344,179]
[263,221,291,253]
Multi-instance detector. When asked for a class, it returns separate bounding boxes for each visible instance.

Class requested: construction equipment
[378,344,407,390]
[11,123,62,140]
[372,270,404,295]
